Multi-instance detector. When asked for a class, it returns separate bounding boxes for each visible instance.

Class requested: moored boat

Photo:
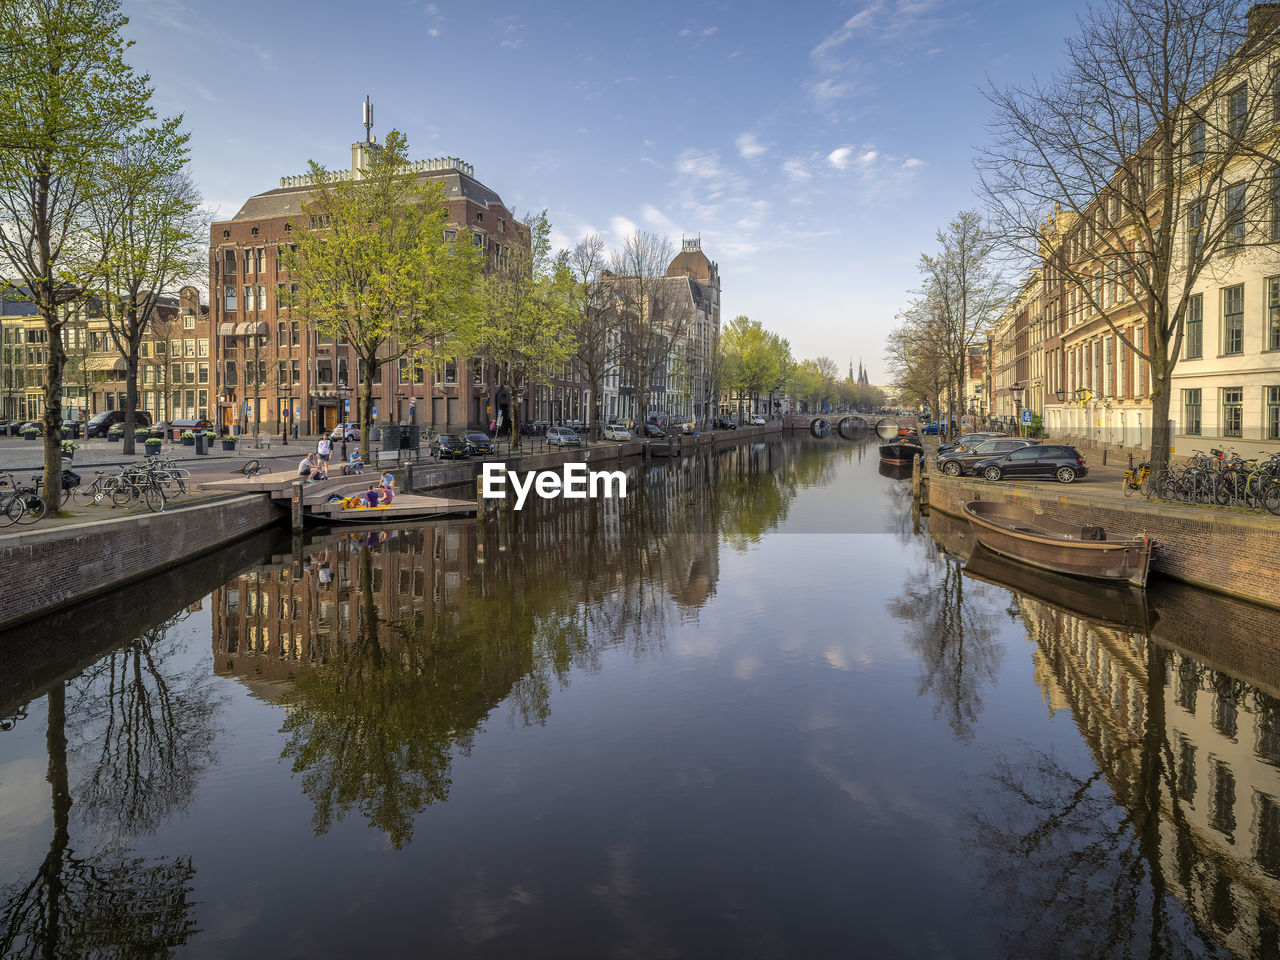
[879,438,923,463]
[961,499,1154,586]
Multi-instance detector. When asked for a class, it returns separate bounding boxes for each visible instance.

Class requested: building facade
[210,121,532,436]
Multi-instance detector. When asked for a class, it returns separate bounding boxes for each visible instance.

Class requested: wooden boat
[879,438,923,463]
[961,499,1154,586]
[963,544,1153,632]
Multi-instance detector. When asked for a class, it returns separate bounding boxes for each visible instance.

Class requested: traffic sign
[1021,410,1033,424]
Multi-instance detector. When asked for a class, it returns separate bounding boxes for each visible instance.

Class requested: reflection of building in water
[1018,596,1280,955]
[212,524,482,688]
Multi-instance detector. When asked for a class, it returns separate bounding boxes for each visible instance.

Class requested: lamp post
[1011,381,1025,437]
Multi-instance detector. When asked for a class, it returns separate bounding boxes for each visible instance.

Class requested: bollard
[475,473,487,522]
[911,454,922,503]
[291,479,304,532]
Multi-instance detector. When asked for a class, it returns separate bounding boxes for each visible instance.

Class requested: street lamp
[1011,381,1025,436]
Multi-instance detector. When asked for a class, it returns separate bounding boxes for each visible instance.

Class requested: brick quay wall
[927,475,1280,610]
[0,493,283,632]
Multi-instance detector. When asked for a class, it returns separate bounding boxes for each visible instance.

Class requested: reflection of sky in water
[1,438,1278,958]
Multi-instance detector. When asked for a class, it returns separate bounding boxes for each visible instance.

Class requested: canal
[2,437,1279,958]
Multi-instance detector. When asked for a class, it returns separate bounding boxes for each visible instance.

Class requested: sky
[121,0,1089,384]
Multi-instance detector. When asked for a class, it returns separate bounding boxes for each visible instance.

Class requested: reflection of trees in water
[888,542,1002,741]
[970,591,1280,960]
[69,613,223,842]
[269,441,805,847]
[1,684,198,959]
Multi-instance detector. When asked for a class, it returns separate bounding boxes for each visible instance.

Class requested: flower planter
[107,434,120,442]
[182,437,195,446]
[221,440,238,451]
[23,433,37,441]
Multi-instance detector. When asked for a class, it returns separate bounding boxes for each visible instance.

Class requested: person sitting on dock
[298,453,316,477]
[364,484,382,508]
[380,472,395,505]
[342,451,364,475]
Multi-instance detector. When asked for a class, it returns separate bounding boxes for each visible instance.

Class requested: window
[256,285,266,310]
[1190,120,1205,164]
[184,362,195,384]
[1187,200,1206,260]
[197,338,208,358]
[184,338,195,357]
[1185,293,1203,358]
[1184,388,1202,435]
[1223,284,1244,354]
[224,362,237,387]
[244,285,253,312]
[1268,385,1280,440]
[1222,387,1243,436]
[1226,182,1246,248]
[472,357,484,385]
[317,359,333,384]
[475,211,483,223]
[338,357,349,387]
[198,362,209,384]
[276,360,286,385]
[290,321,300,346]
[277,321,287,346]
[444,357,458,384]
[224,286,237,312]
[1008,447,1039,461]
[1228,84,1248,139]
[183,314,195,330]
[472,232,483,247]
[291,359,301,384]
[171,362,181,384]
[1269,278,1280,351]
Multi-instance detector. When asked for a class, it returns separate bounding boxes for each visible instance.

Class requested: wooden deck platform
[306,493,475,523]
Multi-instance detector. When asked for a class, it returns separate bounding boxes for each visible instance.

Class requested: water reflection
[925,512,1280,958]
[211,443,806,847]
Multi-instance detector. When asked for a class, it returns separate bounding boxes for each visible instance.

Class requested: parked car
[715,417,738,430]
[936,432,1004,455]
[603,423,631,441]
[565,419,586,432]
[937,438,1037,477]
[85,409,154,438]
[0,419,22,436]
[749,414,767,425]
[546,426,582,447]
[329,422,360,441]
[972,444,1089,483]
[920,420,949,435]
[644,423,669,439]
[434,434,470,459]
[19,420,43,435]
[465,432,493,455]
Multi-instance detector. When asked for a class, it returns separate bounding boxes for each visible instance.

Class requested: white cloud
[608,215,638,242]
[701,26,718,37]
[856,149,878,166]
[641,204,679,232]
[903,157,924,168]
[782,158,812,184]
[827,147,853,170]
[735,132,768,161]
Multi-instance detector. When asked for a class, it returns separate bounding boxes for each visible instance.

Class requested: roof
[666,247,713,280]
[225,169,507,223]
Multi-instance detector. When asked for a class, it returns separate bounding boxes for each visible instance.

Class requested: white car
[329,422,360,441]
[603,423,631,441]
[750,414,767,425]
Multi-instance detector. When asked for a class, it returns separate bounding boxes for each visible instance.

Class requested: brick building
[209,117,535,437]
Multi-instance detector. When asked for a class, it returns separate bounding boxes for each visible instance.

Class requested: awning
[219,321,269,336]
[84,356,127,372]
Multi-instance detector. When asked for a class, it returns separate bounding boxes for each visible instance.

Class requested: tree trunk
[511,382,522,451]
[360,360,375,463]
[123,332,140,456]
[41,311,66,514]
[1148,357,1173,477]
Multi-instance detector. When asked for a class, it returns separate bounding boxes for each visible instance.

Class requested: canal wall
[926,475,1280,610]
[0,493,283,632]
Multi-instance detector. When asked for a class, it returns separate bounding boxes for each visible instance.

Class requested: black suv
[86,409,152,438]
[937,438,1037,477]
[972,444,1089,483]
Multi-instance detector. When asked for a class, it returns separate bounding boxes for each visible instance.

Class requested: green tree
[720,315,783,423]
[569,233,622,439]
[473,210,577,446]
[84,118,205,455]
[283,130,484,461]
[0,0,153,512]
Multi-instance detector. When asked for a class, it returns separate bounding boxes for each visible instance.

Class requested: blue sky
[122,0,1086,383]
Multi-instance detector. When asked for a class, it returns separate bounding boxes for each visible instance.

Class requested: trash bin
[380,423,400,451]
[194,433,206,455]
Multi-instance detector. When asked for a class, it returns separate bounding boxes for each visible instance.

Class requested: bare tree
[979,0,1278,473]
[609,231,686,428]
[569,233,622,439]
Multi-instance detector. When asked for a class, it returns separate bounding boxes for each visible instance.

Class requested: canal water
[2,437,1279,959]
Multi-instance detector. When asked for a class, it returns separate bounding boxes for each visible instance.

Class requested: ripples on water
[1,438,1278,959]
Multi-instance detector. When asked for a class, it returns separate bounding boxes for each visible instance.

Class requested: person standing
[317,433,332,473]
